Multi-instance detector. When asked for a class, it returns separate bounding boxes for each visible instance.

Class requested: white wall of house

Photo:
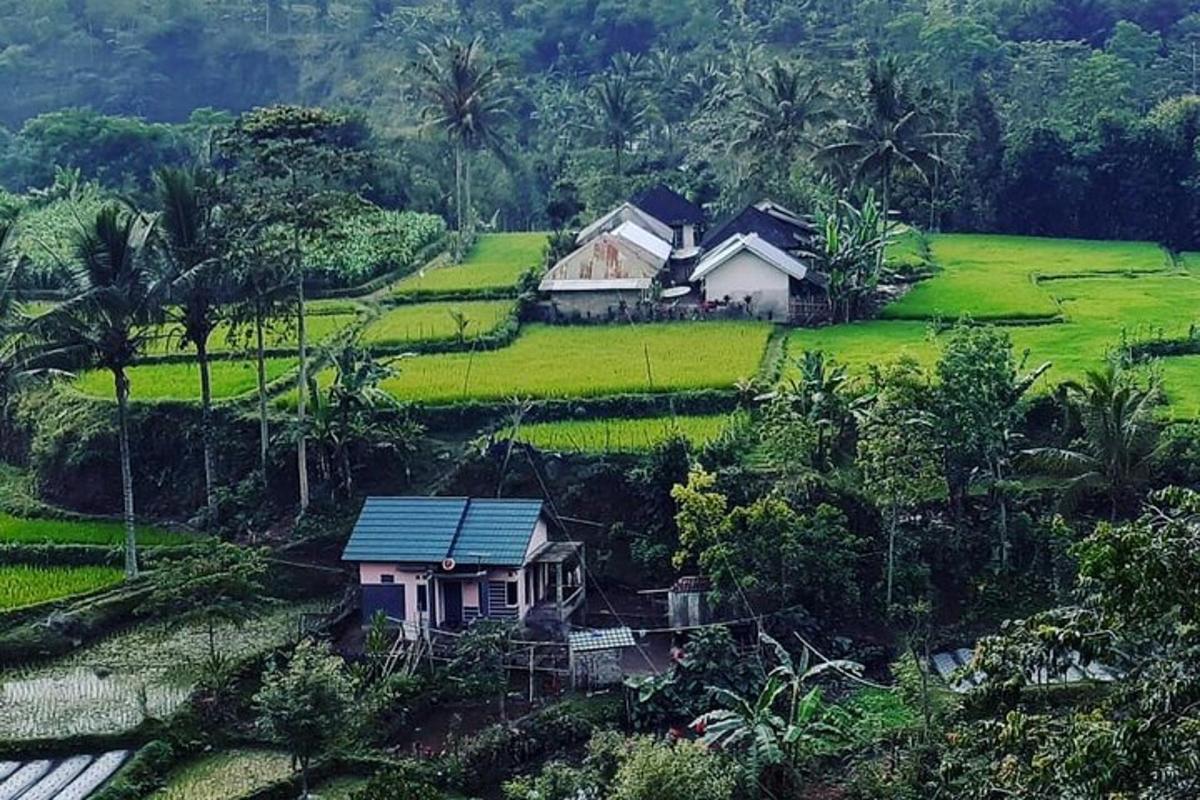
[700,250,791,318]
[548,289,648,318]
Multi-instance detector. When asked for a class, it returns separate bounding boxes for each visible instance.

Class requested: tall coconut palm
[411,35,511,237]
[590,72,646,180]
[820,58,950,270]
[155,166,226,515]
[32,205,164,578]
[1022,365,1162,519]
[731,60,830,168]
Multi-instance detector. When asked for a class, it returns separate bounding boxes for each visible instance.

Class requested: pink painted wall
[358,564,427,626]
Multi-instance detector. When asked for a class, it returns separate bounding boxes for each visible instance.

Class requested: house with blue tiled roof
[342,497,586,633]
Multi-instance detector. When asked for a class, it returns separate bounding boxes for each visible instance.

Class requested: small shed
[668,575,710,629]
[568,626,636,688]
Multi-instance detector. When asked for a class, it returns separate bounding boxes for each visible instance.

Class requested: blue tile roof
[341,497,544,567]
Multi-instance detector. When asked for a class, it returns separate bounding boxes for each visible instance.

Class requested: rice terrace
[3,3,1200,798]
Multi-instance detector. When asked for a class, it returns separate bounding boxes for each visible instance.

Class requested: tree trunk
[299,757,309,799]
[114,367,138,580]
[255,307,269,482]
[296,243,310,512]
[454,143,464,236]
[198,337,216,516]
[885,503,897,611]
[878,172,891,277]
[464,150,473,236]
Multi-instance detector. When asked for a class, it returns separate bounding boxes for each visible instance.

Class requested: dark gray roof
[342,497,544,567]
[703,205,812,253]
[631,184,704,226]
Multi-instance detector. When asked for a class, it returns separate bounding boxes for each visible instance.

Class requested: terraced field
[0,598,333,740]
[0,565,124,610]
[151,750,293,800]
[361,299,515,346]
[73,357,297,402]
[391,232,546,296]
[0,512,192,546]
[289,322,773,405]
[510,414,740,453]
[142,312,360,357]
[791,234,1200,417]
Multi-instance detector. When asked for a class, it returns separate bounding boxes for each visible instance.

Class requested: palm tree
[31,205,164,579]
[820,58,951,270]
[411,35,511,238]
[155,166,226,515]
[590,72,646,180]
[730,60,830,168]
[1022,365,1162,519]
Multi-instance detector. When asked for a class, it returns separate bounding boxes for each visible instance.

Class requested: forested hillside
[4,1,1200,241]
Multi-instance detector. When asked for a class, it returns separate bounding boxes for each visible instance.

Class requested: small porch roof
[528,540,584,564]
[569,626,636,653]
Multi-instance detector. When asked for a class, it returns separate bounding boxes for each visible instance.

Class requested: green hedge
[0,723,169,763]
[310,236,449,299]
[89,740,177,800]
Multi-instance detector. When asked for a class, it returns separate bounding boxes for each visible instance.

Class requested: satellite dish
[441,558,457,572]
[661,286,692,299]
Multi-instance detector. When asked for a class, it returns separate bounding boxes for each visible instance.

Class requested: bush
[304,205,446,288]
[90,739,177,800]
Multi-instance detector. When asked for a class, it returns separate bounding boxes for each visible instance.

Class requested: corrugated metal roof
[569,627,636,652]
[342,497,543,567]
[576,202,674,245]
[539,230,665,293]
[691,232,809,282]
[613,220,673,262]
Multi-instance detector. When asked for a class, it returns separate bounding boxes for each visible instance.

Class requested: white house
[690,232,827,321]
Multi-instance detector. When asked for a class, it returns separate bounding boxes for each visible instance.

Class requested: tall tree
[219,105,366,513]
[729,60,830,171]
[857,360,942,609]
[411,35,511,239]
[155,166,226,516]
[821,57,950,270]
[590,72,647,181]
[32,206,163,578]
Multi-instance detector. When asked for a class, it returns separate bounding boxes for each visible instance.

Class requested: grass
[313,777,370,799]
[361,299,515,347]
[74,357,297,401]
[0,512,193,546]
[143,313,359,357]
[288,321,773,406]
[391,232,546,295]
[511,414,739,453]
[880,234,1169,321]
[0,565,124,610]
[790,235,1200,418]
[151,749,293,800]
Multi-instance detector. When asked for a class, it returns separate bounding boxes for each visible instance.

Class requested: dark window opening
[380,574,395,584]
[506,581,519,607]
[417,584,428,612]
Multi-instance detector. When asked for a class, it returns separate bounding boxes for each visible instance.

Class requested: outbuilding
[690,232,828,322]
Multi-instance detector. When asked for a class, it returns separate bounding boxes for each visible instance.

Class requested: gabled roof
[576,202,674,246]
[703,205,812,253]
[540,225,667,293]
[690,233,809,283]
[342,497,545,567]
[631,184,704,226]
[613,220,672,261]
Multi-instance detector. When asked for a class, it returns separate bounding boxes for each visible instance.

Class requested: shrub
[304,206,445,288]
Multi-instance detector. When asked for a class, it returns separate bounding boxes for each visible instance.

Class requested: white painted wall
[701,251,790,318]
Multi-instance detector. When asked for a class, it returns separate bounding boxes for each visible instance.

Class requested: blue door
[362,584,405,624]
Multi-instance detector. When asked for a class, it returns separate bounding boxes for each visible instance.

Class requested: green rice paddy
[361,299,515,346]
[74,357,297,401]
[0,565,124,610]
[142,313,359,357]
[151,749,294,800]
[0,512,193,545]
[510,413,739,453]
[296,322,772,405]
[391,232,546,295]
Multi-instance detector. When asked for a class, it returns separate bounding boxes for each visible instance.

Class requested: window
[380,574,395,584]
[417,584,428,612]
[505,581,519,607]
[672,227,683,248]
